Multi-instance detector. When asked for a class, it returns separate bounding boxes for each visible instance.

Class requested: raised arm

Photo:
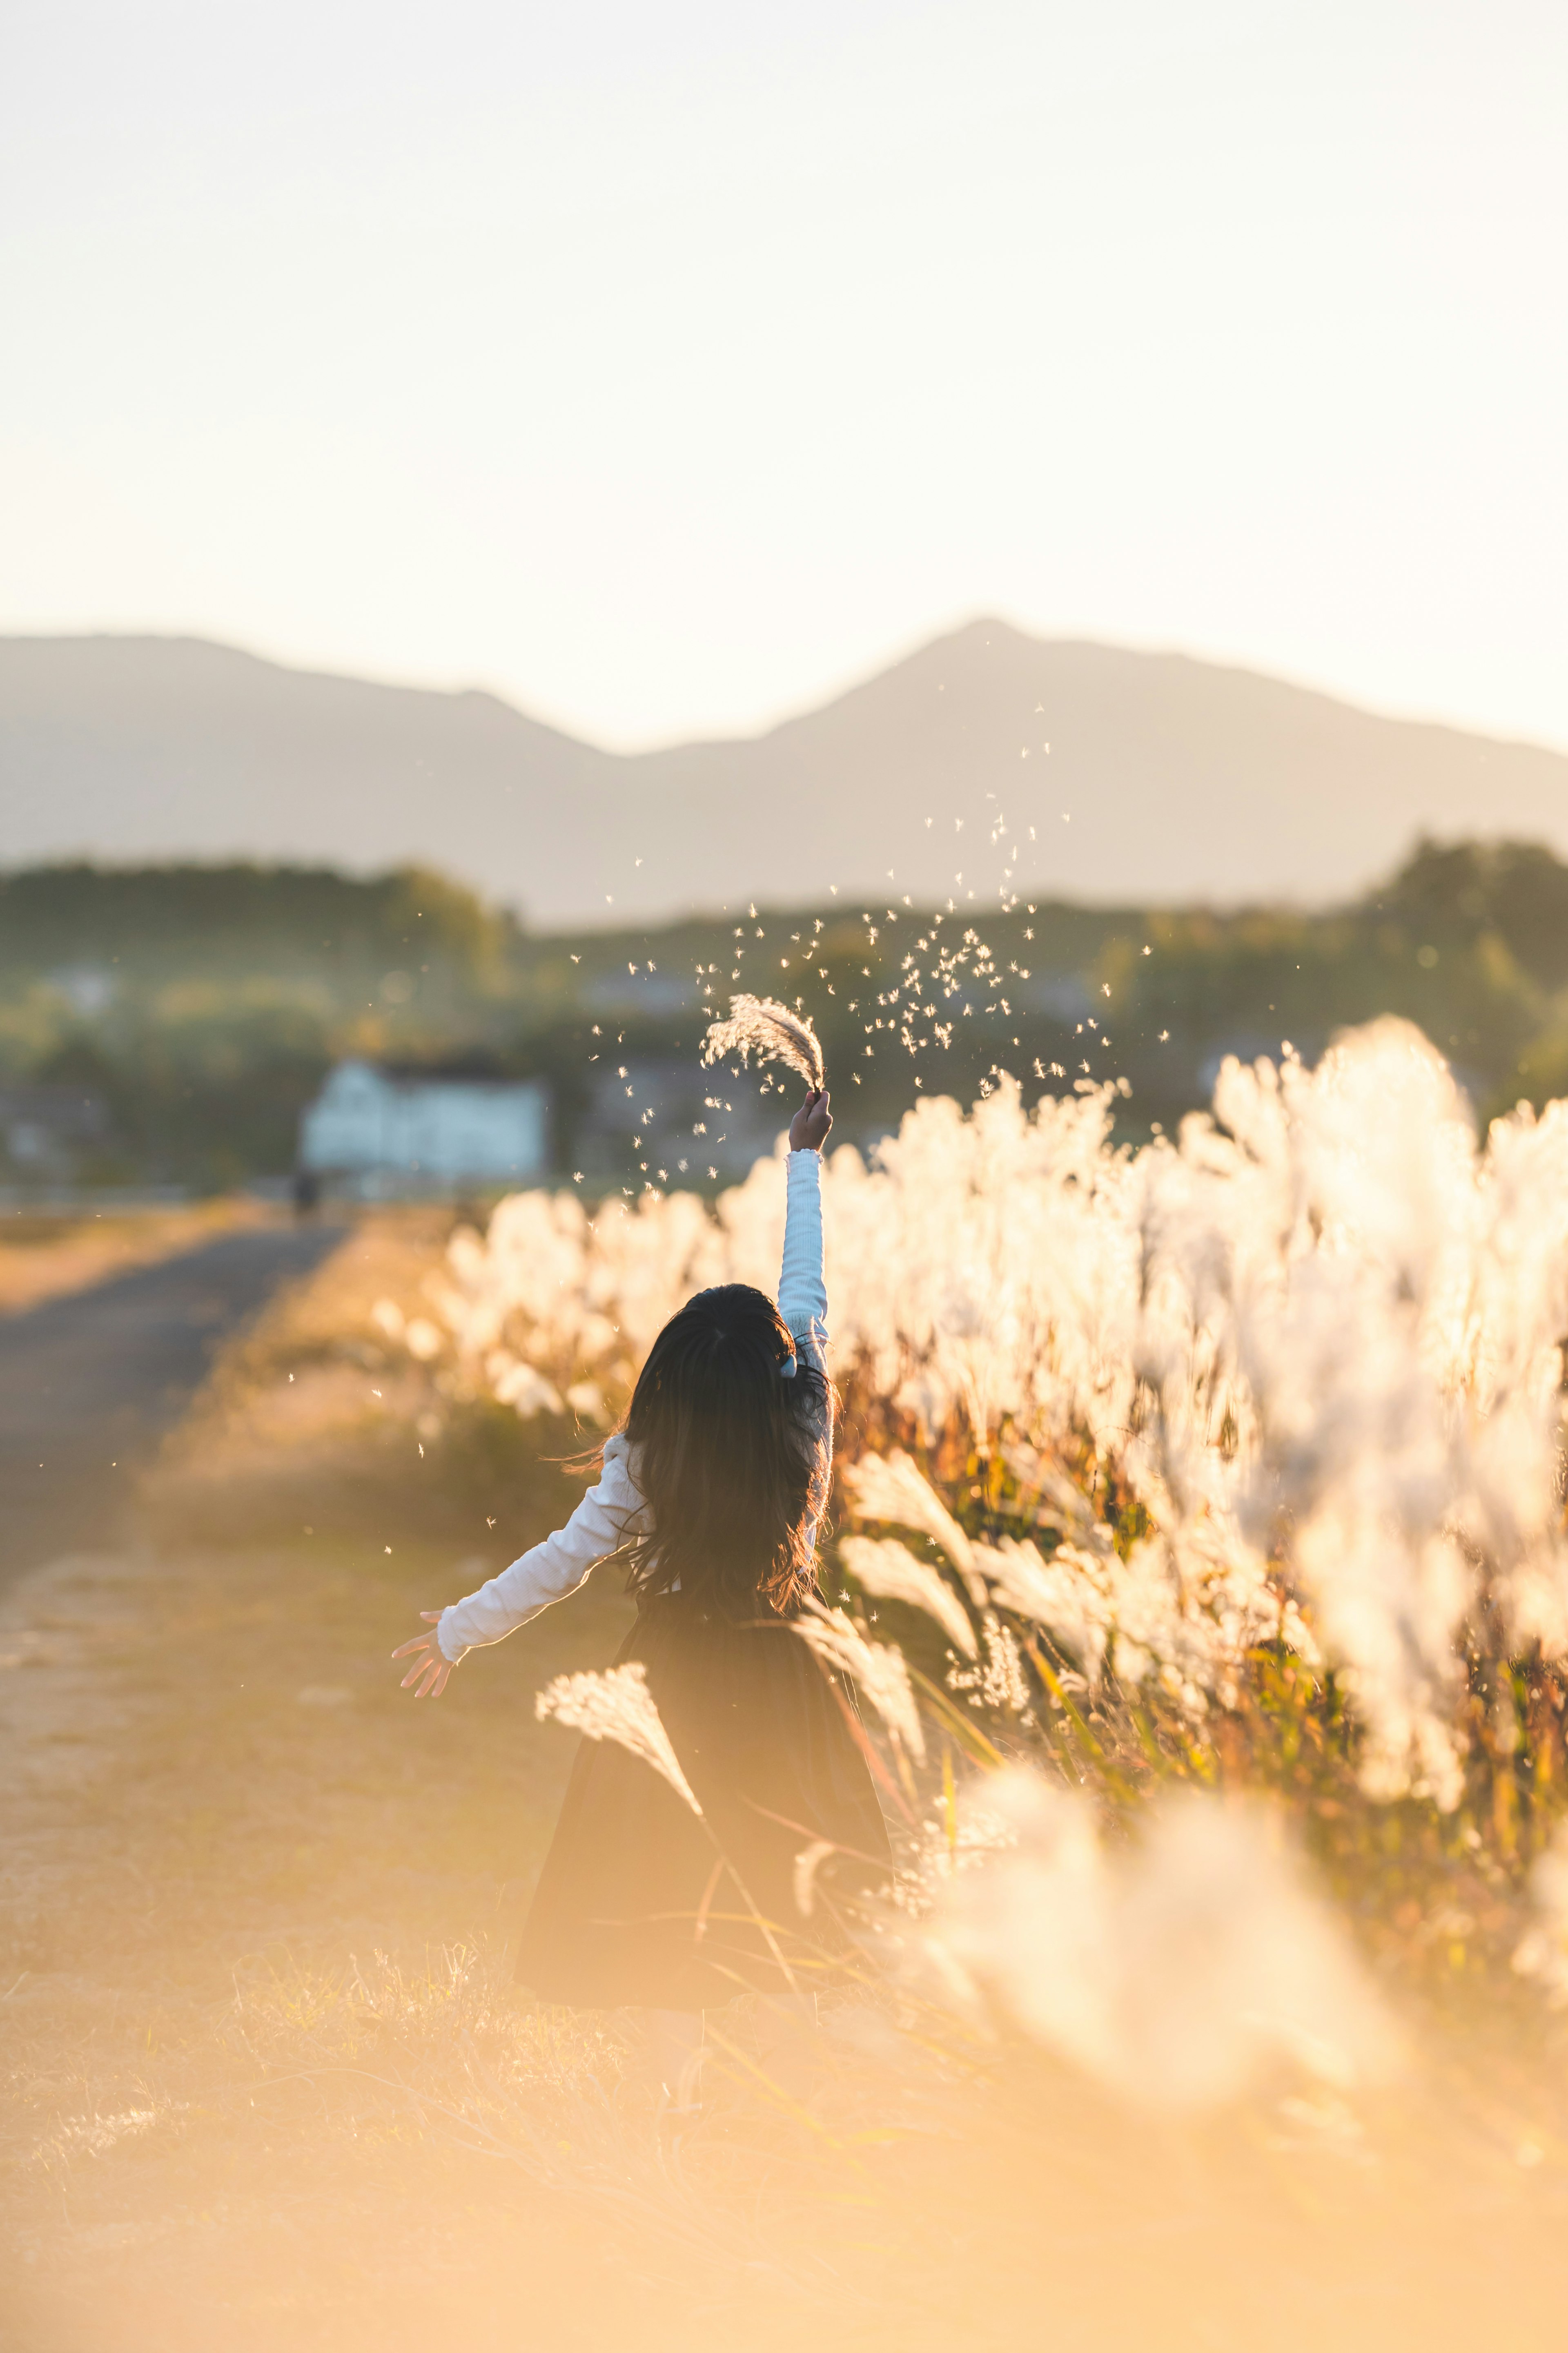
[780,1087,831,1375]
[779,1089,833,1567]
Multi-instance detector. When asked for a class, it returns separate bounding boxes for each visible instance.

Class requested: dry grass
[0,1197,272,1318]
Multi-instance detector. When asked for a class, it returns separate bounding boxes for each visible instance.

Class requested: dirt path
[0,1226,345,1585]
[0,1202,274,1321]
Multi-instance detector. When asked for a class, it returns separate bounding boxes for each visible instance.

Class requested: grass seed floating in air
[701,994,825,1091]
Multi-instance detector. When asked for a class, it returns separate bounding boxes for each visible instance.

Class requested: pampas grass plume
[793,1599,927,1762]
[535,1662,702,1815]
[702,995,825,1092]
[839,1534,978,1659]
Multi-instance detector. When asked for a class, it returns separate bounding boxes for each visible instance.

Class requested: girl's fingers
[396,1619,454,1685]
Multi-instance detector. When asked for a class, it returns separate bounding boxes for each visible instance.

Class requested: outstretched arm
[391,1439,647,1696]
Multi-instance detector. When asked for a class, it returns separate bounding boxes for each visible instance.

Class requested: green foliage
[0,861,531,1184]
[0,858,514,980]
[11,835,1568,1188]
[1374,836,1568,991]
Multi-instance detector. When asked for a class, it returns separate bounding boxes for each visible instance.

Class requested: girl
[391,1086,891,2017]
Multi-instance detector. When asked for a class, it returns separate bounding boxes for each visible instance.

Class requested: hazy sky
[3,0,1565,749]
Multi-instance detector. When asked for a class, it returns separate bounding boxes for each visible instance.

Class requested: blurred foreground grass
[5,1233,1568,2348]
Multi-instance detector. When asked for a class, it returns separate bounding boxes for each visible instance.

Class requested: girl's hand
[392,1611,456,1698]
[789,1087,832,1153]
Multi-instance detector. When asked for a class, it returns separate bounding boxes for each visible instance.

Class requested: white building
[299,1060,550,1191]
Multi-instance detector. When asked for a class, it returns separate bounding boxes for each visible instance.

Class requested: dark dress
[517,1592,892,2010]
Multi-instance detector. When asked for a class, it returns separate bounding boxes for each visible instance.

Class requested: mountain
[4,622,1567,926]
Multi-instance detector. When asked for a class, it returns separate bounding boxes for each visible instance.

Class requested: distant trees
[0,858,517,984]
[3,839,1568,1191]
[0,861,523,1187]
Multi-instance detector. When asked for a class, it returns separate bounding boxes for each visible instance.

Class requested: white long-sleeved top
[436,1149,829,1663]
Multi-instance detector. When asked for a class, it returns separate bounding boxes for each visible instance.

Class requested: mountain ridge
[5,619,1567,926]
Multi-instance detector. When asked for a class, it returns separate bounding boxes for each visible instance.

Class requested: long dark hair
[614,1283,830,1617]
